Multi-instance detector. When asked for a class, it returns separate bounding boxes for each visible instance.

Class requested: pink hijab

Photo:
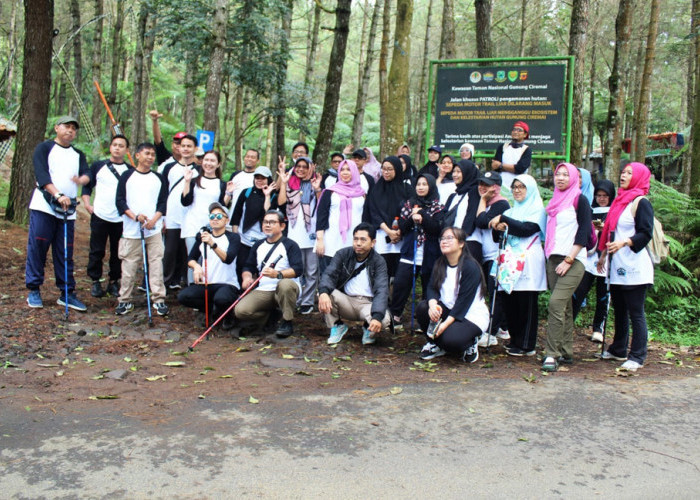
[363,148,382,181]
[329,160,366,242]
[486,184,507,207]
[545,163,581,257]
[597,162,651,251]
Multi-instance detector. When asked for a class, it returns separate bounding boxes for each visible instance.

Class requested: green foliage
[647,295,700,346]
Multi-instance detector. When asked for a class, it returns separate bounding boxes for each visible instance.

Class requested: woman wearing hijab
[443,159,481,255]
[435,154,457,204]
[470,172,511,348]
[541,163,592,372]
[596,163,654,372]
[363,147,382,182]
[579,168,594,204]
[231,166,279,282]
[316,159,366,271]
[459,143,475,161]
[398,154,418,187]
[277,156,323,315]
[363,156,410,277]
[390,173,444,324]
[488,174,546,356]
[571,179,616,343]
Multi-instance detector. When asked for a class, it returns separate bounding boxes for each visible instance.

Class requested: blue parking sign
[196,130,215,152]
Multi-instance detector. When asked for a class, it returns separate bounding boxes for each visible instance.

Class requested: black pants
[502,290,539,352]
[467,240,482,265]
[163,228,187,287]
[87,214,123,282]
[571,271,609,333]
[416,300,481,353]
[482,260,507,335]
[177,283,240,319]
[382,253,400,278]
[390,261,431,317]
[608,285,648,364]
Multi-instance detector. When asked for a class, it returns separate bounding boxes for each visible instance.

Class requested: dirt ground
[0,212,698,415]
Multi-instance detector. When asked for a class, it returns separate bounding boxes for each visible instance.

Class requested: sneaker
[107,281,120,297]
[462,342,479,363]
[115,302,134,315]
[496,328,511,340]
[597,350,627,361]
[620,360,642,372]
[557,356,574,365]
[299,305,314,315]
[275,319,293,338]
[420,342,446,360]
[168,283,182,291]
[541,356,558,372]
[327,323,349,344]
[57,293,87,312]
[27,290,43,308]
[362,327,376,345]
[505,346,536,357]
[154,302,169,316]
[589,331,604,343]
[91,281,105,298]
[477,334,498,347]
[137,283,148,293]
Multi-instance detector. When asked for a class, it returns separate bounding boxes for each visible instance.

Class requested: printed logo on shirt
[617,268,627,277]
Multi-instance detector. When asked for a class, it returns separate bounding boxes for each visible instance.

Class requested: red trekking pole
[203,244,209,329]
[189,254,283,351]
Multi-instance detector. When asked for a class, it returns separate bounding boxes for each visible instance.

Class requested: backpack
[629,196,669,264]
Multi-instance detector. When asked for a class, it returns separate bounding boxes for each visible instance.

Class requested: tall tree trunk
[184,52,197,134]
[5,0,20,103]
[108,0,125,111]
[299,2,321,142]
[379,0,392,154]
[439,0,455,60]
[568,0,589,165]
[385,0,413,155]
[233,86,244,171]
[7,0,54,224]
[690,0,700,199]
[90,0,104,135]
[629,40,644,157]
[203,0,228,136]
[416,0,435,159]
[475,0,493,59]
[69,0,83,117]
[131,5,148,144]
[139,15,157,141]
[518,0,527,58]
[312,0,352,169]
[351,0,382,147]
[633,0,660,164]
[603,0,634,182]
[682,1,696,195]
[527,0,542,56]
[586,41,596,171]
[274,0,292,163]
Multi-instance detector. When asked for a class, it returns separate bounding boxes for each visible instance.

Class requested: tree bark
[351,0,382,147]
[475,0,493,59]
[586,41,596,171]
[203,0,228,136]
[299,2,321,142]
[568,0,589,165]
[107,0,125,112]
[274,0,292,163]
[416,0,435,159]
[682,1,697,195]
[90,0,104,134]
[603,0,634,182]
[690,0,700,199]
[69,0,83,117]
[385,0,413,155]
[184,52,197,134]
[518,0,527,58]
[527,0,542,56]
[312,0,352,169]
[439,0,455,60]
[633,0,660,164]
[7,0,54,224]
[233,86,244,171]
[131,4,148,144]
[5,0,20,103]
[378,0,392,154]
[139,15,157,142]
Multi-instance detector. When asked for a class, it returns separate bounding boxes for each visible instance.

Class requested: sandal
[541,356,558,372]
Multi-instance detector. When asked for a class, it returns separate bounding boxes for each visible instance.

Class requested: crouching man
[318,222,391,345]
[233,210,302,338]
[178,202,241,328]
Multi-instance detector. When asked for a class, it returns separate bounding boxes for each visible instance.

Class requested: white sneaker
[477,334,498,347]
[589,331,604,343]
[620,360,642,372]
[420,342,446,360]
[496,329,510,340]
[598,350,627,361]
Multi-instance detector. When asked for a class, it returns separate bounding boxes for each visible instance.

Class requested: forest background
[0,0,699,340]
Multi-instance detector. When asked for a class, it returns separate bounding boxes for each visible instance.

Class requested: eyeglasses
[293,149,307,155]
[439,236,456,242]
[262,219,280,225]
[209,213,226,220]
[511,184,526,191]
[381,167,394,172]
[512,127,525,132]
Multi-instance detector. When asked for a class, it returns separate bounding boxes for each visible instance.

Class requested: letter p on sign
[196,130,215,152]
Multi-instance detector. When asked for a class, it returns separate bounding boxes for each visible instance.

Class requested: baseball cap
[351,149,367,159]
[56,116,80,129]
[428,145,442,153]
[478,171,502,186]
[208,202,228,214]
[173,132,187,140]
[254,166,273,178]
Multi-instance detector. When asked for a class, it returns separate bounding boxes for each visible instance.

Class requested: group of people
[25,116,655,372]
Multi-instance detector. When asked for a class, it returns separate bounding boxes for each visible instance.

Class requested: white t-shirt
[609,204,654,286]
[89,161,131,223]
[320,193,365,258]
[181,177,224,238]
[345,262,373,297]
[162,162,199,229]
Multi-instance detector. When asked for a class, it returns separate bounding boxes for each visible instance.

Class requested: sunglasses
[209,213,226,220]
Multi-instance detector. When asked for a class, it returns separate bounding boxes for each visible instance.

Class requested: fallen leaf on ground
[390,386,403,395]
[249,395,259,404]
[161,361,186,367]
[145,375,167,382]
[88,395,119,400]
[282,354,294,359]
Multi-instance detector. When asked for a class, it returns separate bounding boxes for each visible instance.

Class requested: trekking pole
[600,231,614,357]
[486,227,508,353]
[410,207,419,334]
[203,243,209,329]
[140,225,154,327]
[93,80,135,165]
[189,254,283,351]
[62,210,70,320]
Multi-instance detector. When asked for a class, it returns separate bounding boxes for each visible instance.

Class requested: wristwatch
[210,242,218,250]
[564,256,574,265]
[277,271,283,280]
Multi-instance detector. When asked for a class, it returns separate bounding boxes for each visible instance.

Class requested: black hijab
[409,173,439,209]
[399,154,418,182]
[454,159,479,195]
[366,156,410,226]
[242,173,275,232]
[592,179,616,208]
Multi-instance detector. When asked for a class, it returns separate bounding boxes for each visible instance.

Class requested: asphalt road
[2,376,699,499]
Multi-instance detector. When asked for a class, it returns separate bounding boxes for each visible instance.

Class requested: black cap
[428,145,442,153]
[208,202,228,214]
[351,149,367,160]
[478,171,502,186]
